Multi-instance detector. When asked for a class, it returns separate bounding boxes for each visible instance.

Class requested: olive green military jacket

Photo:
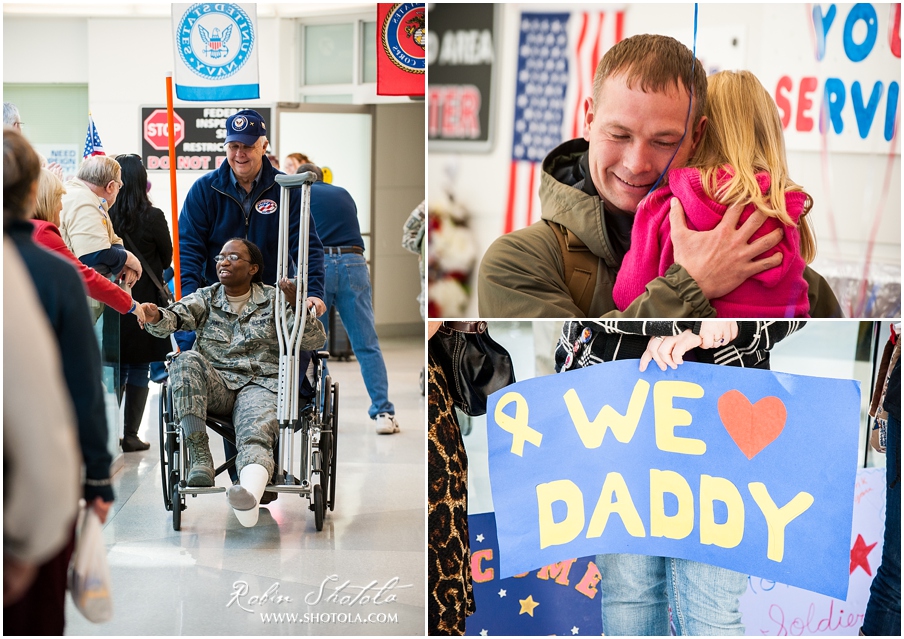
[478,139,842,319]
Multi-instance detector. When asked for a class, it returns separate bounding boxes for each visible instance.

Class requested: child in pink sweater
[613,70,815,318]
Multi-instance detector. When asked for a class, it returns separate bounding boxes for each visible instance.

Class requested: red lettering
[536,559,576,585]
[796,76,818,132]
[892,4,901,58]
[458,87,481,139]
[428,86,441,137]
[574,560,602,599]
[440,87,459,138]
[470,549,494,583]
[430,85,483,140]
[775,76,794,129]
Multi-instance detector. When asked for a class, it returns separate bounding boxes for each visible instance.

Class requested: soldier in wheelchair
[138,237,325,527]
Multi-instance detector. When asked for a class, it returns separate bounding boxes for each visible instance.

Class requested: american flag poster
[504,8,625,234]
[464,512,603,636]
[83,113,105,158]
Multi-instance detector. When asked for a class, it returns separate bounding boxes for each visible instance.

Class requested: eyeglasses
[214,253,251,264]
[108,180,123,189]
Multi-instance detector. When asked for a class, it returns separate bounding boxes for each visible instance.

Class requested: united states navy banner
[172,3,260,101]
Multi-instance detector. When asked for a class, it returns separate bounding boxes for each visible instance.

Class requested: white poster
[755,3,900,154]
[739,467,888,636]
[34,144,80,182]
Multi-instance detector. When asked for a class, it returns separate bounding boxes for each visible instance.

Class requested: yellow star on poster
[519,594,539,616]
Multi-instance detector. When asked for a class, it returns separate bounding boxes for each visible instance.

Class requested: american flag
[504,9,624,234]
[83,113,105,158]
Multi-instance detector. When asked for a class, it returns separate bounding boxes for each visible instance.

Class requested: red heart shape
[717,390,787,460]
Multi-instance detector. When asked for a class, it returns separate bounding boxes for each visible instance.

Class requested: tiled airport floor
[65,338,425,636]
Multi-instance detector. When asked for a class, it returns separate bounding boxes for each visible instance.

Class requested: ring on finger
[655,336,664,341]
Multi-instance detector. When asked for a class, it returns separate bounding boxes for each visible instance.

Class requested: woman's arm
[731,320,806,353]
[32,222,134,314]
[140,290,210,335]
[582,320,692,337]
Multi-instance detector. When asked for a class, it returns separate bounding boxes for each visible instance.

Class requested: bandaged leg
[229,384,278,526]
[228,463,269,526]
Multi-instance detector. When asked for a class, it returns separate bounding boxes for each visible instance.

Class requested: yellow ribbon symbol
[495,391,542,456]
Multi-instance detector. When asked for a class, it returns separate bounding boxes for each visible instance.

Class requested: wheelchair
[159,171,337,532]
[158,349,339,532]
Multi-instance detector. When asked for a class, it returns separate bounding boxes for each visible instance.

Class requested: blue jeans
[318,253,393,419]
[595,554,747,635]
[863,413,901,635]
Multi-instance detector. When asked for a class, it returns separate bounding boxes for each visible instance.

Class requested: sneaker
[185,431,215,487]
[374,413,400,435]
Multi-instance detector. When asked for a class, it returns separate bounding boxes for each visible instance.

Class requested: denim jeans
[318,252,393,418]
[863,413,901,636]
[595,553,747,635]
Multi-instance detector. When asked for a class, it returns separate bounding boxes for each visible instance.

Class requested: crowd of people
[3,104,417,631]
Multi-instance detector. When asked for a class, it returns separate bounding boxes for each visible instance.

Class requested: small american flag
[83,113,105,158]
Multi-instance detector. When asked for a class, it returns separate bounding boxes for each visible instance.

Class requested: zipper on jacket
[211,181,279,233]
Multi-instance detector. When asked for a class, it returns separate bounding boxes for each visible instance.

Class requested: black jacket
[7,220,113,502]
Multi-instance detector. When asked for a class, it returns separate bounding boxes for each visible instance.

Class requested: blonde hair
[34,168,66,222]
[592,34,708,128]
[689,70,816,263]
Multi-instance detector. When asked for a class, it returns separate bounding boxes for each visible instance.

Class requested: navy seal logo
[255,200,277,214]
[177,3,254,80]
[381,3,425,74]
[231,116,248,131]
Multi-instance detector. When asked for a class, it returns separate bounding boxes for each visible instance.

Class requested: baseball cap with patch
[225,109,267,146]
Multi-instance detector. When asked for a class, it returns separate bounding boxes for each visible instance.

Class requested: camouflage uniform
[146,282,325,476]
[401,200,425,320]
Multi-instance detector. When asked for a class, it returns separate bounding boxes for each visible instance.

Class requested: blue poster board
[487,361,860,600]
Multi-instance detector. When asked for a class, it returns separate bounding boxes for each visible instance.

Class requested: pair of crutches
[271,171,317,494]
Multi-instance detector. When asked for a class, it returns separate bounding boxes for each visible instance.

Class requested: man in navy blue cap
[178,108,325,313]
[176,108,326,489]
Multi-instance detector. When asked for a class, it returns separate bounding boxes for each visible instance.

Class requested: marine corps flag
[376,3,425,96]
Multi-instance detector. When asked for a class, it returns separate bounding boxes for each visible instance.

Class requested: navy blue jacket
[310,181,364,248]
[7,220,113,502]
[178,159,325,299]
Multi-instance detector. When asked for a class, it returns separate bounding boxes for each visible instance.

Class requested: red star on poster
[849,533,878,576]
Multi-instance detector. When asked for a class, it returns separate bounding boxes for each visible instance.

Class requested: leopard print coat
[427,350,475,635]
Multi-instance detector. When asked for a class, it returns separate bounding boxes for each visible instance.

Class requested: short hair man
[298,162,400,435]
[478,34,840,318]
[60,155,142,287]
[4,102,22,129]
[178,109,325,315]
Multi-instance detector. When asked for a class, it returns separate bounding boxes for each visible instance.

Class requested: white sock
[232,464,269,527]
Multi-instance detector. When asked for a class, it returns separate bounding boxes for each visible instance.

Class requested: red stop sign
[143,109,185,151]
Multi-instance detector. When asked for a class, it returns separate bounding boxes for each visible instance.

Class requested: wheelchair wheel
[313,484,324,531]
[172,485,182,531]
[319,376,333,506]
[328,381,339,511]
[159,382,174,511]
